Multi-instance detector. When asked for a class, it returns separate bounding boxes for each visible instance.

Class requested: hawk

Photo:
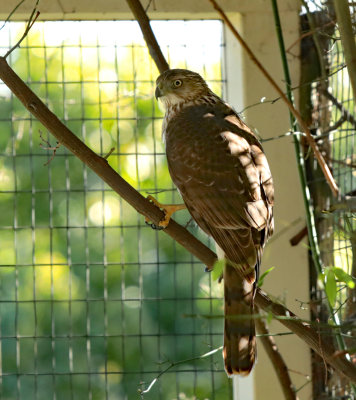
[154,69,274,375]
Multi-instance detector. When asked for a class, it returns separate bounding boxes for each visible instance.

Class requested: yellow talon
[146,195,186,228]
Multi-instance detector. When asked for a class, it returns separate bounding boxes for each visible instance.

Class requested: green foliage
[333,267,355,289]
[325,268,337,308]
[319,266,355,308]
[257,266,275,288]
[211,259,224,281]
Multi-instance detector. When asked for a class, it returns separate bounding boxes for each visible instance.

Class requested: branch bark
[333,0,356,103]
[1,56,356,383]
[256,308,299,400]
[126,0,169,74]
[256,290,356,383]
[0,56,215,271]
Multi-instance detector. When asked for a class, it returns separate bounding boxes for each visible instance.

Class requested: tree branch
[321,88,356,130]
[126,0,169,74]
[0,0,26,32]
[256,308,299,400]
[333,0,356,102]
[3,0,40,59]
[0,56,215,271]
[139,346,223,395]
[256,290,356,383]
[208,0,339,197]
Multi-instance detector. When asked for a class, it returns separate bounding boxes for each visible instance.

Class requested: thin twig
[290,226,308,247]
[321,88,356,129]
[139,346,223,395]
[0,0,27,32]
[256,308,298,400]
[286,20,336,54]
[239,63,346,114]
[184,311,356,331]
[295,379,312,393]
[103,147,115,159]
[328,157,356,169]
[3,0,40,59]
[126,0,169,74]
[321,115,348,134]
[208,0,339,197]
[39,130,61,166]
[144,0,156,12]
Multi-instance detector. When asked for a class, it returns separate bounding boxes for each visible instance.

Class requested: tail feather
[223,262,256,376]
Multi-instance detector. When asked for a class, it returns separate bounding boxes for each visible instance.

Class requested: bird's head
[155,69,211,109]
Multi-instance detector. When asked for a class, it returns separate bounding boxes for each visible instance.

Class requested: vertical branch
[333,0,356,102]
[299,10,336,397]
[271,0,356,396]
[126,0,169,74]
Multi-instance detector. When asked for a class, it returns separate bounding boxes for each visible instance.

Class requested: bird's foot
[145,195,186,229]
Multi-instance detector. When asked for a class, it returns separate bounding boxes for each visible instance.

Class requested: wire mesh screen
[302,2,356,398]
[0,20,232,399]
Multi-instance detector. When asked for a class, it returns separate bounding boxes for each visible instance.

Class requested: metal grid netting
[0,20,232,399]
[305,1,356,398]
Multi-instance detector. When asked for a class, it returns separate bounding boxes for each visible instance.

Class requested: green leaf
[211,259,225,281]
[257,266,275,287]
[266,311,274,324]
[333,267,355,289]
[318,272,325,287]
[325,268,337,307]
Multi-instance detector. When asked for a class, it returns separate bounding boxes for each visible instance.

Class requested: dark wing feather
[165,102,273,280]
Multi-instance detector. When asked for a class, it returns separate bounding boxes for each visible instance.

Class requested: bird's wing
[165,103,273,278]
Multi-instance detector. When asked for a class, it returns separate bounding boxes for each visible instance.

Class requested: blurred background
[0,19,230,399]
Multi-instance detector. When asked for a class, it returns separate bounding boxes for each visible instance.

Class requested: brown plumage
[155,69,274,375]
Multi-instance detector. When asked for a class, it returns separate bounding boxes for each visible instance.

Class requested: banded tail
[223,262,256,376]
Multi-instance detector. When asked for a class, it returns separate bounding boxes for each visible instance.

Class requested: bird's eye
[173,79,182,88]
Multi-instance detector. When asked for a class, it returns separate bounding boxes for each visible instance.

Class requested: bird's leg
[145,195,186,229]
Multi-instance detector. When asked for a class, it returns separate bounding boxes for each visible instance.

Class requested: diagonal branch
[126,0,169,74]
[256,307,299,400]
[1,54,356,383]
[0,56,215,271]
[321,88,356,129]
[3,0,40,59]
[208,0,339,197]
[0,0,27,32]
[256,290,356,383]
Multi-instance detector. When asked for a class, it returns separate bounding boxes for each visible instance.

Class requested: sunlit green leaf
[266,311,274,324]
[211,259,225,281]
[318,272,325,284]
[325,268,337,307]
[333,267,355,289]
[257,266,275,287]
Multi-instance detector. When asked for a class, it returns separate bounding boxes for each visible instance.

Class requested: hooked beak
[155,86,163,100]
